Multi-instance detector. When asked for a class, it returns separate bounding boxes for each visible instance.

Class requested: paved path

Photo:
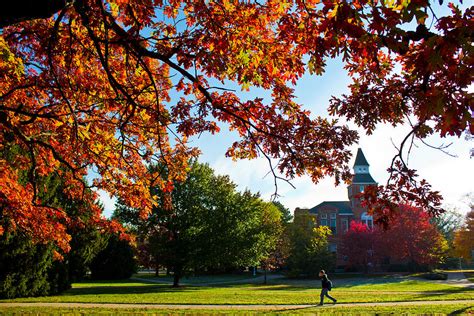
[1,300,473,311]
[424,272,474,289]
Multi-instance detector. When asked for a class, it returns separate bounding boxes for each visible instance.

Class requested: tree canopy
[1,0,472,251]
[114,161,282,286]
[453,197,474,263]
[341,205,448,270]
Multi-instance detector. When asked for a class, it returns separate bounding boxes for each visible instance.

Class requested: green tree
[431,208,463,247]
[0,146,108,297]
[286,213,335,277]
[272,201,293,224]
[114,161,282,286]
[89,234,137,280]
[453,209,474,263]
[0,232,55,298]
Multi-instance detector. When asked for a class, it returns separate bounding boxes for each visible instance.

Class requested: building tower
[347,148,377,219]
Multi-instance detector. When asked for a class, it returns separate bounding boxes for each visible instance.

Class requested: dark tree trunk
[173,273,180,287]
[0,0,67,28]
[264,267,267,285]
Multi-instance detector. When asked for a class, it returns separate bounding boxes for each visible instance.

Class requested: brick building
[294,148,377,267]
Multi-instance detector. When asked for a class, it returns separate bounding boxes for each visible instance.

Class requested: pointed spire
[353,148,369,167]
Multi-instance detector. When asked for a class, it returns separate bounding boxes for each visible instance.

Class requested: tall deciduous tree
[1,0,472,251]
[430,207,463,247]
[341,206,448,271]
[261,202,293,279]
[453,210,474,263]
[286,213,334,277]
[380,205,448,269]
[339,221,381,272]
[114,162,282,286]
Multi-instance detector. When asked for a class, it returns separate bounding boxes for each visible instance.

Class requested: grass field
[0,304,473,315]
[1,275,472,305]
[1,274,472,315]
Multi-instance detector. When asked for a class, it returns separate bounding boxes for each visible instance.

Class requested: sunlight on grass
[0,304,473,315]
[2,276,472,305]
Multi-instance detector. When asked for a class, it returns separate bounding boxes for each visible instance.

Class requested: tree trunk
[0,0,67,28]
[173,273,180,287]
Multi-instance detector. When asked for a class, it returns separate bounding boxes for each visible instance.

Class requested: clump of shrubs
[419,271,448,280]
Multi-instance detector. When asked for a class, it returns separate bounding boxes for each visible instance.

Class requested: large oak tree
[114,162,282,286]
[0,0,472,251]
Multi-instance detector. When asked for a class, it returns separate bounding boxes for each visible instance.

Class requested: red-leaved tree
[382,205,448,268]
[341,205,448,270]
[340,221,381,272]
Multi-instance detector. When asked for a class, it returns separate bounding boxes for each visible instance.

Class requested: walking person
[318,269,336,306]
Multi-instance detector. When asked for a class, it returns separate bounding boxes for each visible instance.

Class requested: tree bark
[264,267,267,285]
[0,0,66,28]
[173,273,180,287]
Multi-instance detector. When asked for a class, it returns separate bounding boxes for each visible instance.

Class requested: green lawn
[0,304,473,315]
[1,276,472,305]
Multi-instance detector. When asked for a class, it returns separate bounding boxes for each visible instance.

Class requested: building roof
[309,201,353,215]
[353,148,369,167]
[352,173,376,184]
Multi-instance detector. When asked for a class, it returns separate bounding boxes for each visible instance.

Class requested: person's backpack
[327,279,333,291]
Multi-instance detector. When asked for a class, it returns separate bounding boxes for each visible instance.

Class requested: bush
[90,235,137,280]
[440,257,461,270]
[419,271,448,280]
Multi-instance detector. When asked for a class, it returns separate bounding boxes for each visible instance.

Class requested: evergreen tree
[90,235,137,280]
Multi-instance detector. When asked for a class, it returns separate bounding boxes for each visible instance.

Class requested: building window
[360,185,364,192]
[320,214,328,226]
[329,243,337,253]
[330,213,336,234]
[361,212,373,229]
[341,218,349,233]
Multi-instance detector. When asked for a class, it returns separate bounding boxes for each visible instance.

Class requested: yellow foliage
[453,211,474,262]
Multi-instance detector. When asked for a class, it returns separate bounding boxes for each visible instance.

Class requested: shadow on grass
[248,285,313,291]
[450,305,474,315]
[410,285,474,299]
[263,275,409,290]
[65,282,200,297]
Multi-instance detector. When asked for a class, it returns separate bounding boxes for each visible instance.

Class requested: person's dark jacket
[321,274,331,289]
